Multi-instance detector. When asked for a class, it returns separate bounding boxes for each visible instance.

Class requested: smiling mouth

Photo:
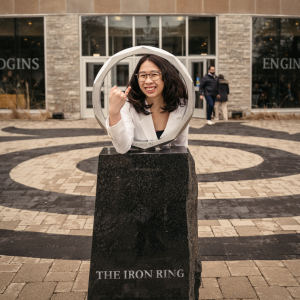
[145,87,156,91]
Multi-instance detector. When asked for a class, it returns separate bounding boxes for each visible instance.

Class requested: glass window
[135,16,159,47]
[252,17,300,109]
[111,63,129,87]
[82,16,106,57]
[86,62,104,87]
[162,16,186,56]
[207,59,215,72]
[109,16,132,56]
[0,18,45,109]
[87,91,104,109]
[189,17,215,55]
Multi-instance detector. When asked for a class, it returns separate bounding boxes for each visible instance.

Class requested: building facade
[0,0,300,118]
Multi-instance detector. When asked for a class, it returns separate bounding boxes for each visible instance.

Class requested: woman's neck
[147,96,165,112]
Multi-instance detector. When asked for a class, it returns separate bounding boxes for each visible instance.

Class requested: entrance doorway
[81,57,134,118]
[81,57,214,119]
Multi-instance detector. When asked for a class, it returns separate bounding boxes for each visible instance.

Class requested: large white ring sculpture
[93,46,195,150]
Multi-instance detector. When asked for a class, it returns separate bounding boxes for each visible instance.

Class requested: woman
[214,74,229,121]
[106,54,188,154]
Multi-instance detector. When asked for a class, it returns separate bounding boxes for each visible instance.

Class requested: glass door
[82,57,107,118]
[188,59,207,118]
[81,58,134,118]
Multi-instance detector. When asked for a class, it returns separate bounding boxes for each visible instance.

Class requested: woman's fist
[108,86,131,126]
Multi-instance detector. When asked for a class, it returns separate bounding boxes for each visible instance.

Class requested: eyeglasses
[136,72,161,82]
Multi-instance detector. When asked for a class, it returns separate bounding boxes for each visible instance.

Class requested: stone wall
[218,15,251,115]
[46,15,80,119]
[2,0,300,16]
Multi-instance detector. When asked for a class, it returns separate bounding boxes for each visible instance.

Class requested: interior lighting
[177,17,184,21]
[38,43,40,45]
[201,53,207,55]
[93,54,100,56]
[24,38,27,41]
[96,45,99,47]
[28,22,32,25]
[115,16,121,21]
[296,23,299,25]
[265,23,269,25]
[204,42,207,45]
[270,38,272,41]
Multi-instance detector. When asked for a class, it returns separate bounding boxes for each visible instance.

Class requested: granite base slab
[88,146,201,300]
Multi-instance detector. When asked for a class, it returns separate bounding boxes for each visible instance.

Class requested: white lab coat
[106,100,188,154]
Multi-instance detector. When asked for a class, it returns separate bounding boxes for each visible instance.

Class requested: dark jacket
[217,79,230,102]
[199,73,219,97]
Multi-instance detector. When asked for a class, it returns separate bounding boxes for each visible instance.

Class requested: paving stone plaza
[0,118,300,300]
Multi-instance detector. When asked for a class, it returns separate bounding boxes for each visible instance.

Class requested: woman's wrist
[109,112,121,127]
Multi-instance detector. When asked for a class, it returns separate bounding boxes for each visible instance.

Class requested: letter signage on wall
[0,58,40,70]
[262,58,300,69]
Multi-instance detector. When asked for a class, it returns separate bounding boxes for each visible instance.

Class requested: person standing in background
[199,66,220,125]
[214,74,229,121]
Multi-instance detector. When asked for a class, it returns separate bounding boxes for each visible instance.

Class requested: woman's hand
[108,85,131,126]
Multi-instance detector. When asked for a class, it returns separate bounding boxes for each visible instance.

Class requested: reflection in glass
[111,63,129,87]
[252,17,300,109]
[0,17,45,109]
[86,63,104,87]
[195,91,203,109]
[189,17,215,55]
[109,16,132,56]
[87,91,104,109]
[162,16,185,56]
[82,16,106,56]
[135,16,159,47]
[206,59,215,72]
[192,62,204,87]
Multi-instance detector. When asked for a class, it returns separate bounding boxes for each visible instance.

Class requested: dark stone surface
[88,147,201,300]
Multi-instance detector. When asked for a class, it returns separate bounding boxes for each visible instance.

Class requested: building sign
[0,58,40,70]
[252,17,300,109]
[0,17,45,109]
[263,58,300,69]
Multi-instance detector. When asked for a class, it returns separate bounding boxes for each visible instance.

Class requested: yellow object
[0,94,27,109]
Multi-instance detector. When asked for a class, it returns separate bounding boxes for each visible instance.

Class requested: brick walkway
[0,118,300,299]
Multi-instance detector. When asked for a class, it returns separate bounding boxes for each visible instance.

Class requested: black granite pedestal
[88,146,201,300]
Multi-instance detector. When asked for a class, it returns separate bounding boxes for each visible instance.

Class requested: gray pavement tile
[287,287,300,298]
[44,272,77,282]
[12,263,51,283]
[255,286,293,300]
[50,292,86,300]
[259,267,299,287]
[0,264,22,272]
[218,276,257,299]
[3,282,25,297]
[17,282,57,300]
[0,221,20,230]
[283,260,300,277]
[248,276,268,287]
[72,272,89,292]
[55,282,74,293]
[0,294,17,300]
[199,287,223,299]
[50,261,81,273]
[0,273,15,293]
[201,261,230,278]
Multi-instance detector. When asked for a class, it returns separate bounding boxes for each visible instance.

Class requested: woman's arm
[106,86,134,154]
[106,101,135,154]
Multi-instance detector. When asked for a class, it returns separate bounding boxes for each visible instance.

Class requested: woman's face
[137,60,164,101]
